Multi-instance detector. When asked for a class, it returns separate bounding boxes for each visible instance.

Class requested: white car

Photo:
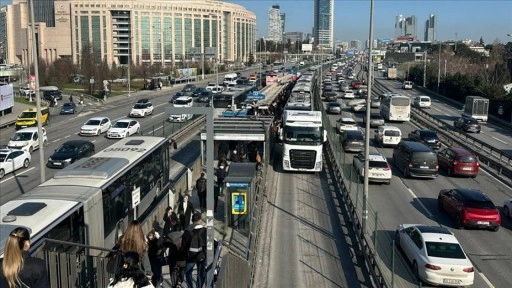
[374,125,402,147]
[352,151,392,184]
[413,95,431,109]
[504,199,512,218]
[107,119,140,139]
[129,101,154,117]
[8,127,48,153]
[80,117,111,136]
[395,224,474,287]
[343,89,355,99]
[336,117,358,133]
[0,148,31,179]
[168,114,193,122]
[351,104,367,113]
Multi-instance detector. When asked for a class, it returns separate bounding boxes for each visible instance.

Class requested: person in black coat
[162,206,180,236]
[177,194,194,229]
[147,229,165,286]
[0,227,50,288]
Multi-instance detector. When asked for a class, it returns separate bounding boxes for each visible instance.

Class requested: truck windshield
[283,126,322,145]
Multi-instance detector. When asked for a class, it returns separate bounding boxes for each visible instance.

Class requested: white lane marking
[478,271,495,288]
[80,111,94,117]
[51,135,71,143]
[152,112,165,118]
[155,103,167,107]
[406,188,433,218]
[491,136,507,145]
[0,167,36,184]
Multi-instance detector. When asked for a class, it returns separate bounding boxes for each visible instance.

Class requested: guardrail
[0,119,16,129]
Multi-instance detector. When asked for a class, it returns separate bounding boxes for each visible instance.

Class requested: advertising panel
[175,68,198,80]
[0,84,14,112]
[301,44,313,52]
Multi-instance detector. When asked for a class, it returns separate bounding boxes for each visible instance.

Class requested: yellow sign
[231,192,247,215]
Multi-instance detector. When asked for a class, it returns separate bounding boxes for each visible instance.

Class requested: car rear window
[369,161,388,168]
[420,131,437,138]
[384,130,400,136]
[425,242,466,259]
[411,152,437,164]
[458,156,477,163]
[347,134,364,140]
[420,98,430,102]
[466,200,495,209]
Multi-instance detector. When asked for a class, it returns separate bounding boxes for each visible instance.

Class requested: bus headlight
[315,161,322,170]
[284,160,290,168]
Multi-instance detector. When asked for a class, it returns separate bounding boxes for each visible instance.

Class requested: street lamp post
[437,42,441,93]
[128,35,131,97]
[423,50,427,87]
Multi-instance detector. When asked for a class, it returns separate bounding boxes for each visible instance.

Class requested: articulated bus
[379,95,411,122]
[0,136,171,257]
[211,86,255,117]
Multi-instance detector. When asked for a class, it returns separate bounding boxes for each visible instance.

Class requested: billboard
[174,68,198,80]
[301,44,313,52]
[0,84,14,112]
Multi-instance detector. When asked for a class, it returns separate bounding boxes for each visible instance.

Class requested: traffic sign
[246,91,265,101]
[231,192,247,214]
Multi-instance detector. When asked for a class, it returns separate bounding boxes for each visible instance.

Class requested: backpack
[106,250,124,274]
[196,177,206,193]
[187,228,206,263]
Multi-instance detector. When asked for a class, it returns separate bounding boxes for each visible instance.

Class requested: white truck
[462,96,489,122]
[387,68,397,80]
[279,111,327,172]
[223,73,238,86]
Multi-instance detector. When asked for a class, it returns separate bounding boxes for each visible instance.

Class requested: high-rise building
[395,15,417,40]
[268,4,283,43]
[350,40,361,50]
[424,14,437,42]
[313,0,334,48]
[33,0,56,27]
[280,13,286,42]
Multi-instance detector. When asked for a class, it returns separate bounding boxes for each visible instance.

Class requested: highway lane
[322,86,512,287]
[0,68,264,205]
[376,75,512,157]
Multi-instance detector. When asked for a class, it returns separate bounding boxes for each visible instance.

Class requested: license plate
[443,279,460,284]
[477,221,489,225]
[462,167,473,170]
[420,166,429,169]
[54,163,62,166]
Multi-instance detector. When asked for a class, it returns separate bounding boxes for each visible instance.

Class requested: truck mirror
[279,128,283,141]
[323,130,327,143]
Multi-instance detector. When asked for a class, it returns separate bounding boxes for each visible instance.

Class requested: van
[413,95,431,108]
[7,127,48,153]
[15,107,50,130]
[223,73,238,85]
[169,96,193,122]
[40,86,62,101]
[392,141,439,179]
[402,81,413,90]
[374,125,401,147]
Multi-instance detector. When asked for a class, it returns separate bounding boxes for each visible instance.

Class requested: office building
[424,14,437,42]
[280,13,286,42]
[268,4,282,42]
[313,0,334,48]
[283,32,303,44]
[365,39,378,49]
[350,40,361,51]
[2,0,256,66]
[395,14,417,40]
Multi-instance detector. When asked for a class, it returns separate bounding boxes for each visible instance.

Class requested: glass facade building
[313,0,333,48]
[3,0,256,67]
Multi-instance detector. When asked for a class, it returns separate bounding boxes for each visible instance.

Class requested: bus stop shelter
[199,116,274,166]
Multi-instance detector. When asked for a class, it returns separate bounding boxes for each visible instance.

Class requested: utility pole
[29,0,45,183]
[437,42,441,93]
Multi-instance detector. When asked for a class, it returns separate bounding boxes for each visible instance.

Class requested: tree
[247,52,254,66]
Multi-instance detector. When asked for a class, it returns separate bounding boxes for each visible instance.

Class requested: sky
[228,0,512,44]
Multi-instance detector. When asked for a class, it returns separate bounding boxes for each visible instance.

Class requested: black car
[340,130,365,153]
[47,140,95,168]
[192,87,208,97]
[60,102,77,115]
[408,129,441,149]
[454,116,481,133]
[324,92,338,102]
[196,91,213,103]
[43,90,63,102]
[181,84,196,95]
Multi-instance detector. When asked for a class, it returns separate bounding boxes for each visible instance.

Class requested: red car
[437,147,479,177]
[438,188,500,231]
[352,82,363,89]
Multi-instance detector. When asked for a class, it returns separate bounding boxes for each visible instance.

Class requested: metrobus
[211,86,255,117]
[0,136,171,257]
[379,95,411,122]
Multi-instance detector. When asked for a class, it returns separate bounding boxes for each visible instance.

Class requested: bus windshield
[390,97,410,106]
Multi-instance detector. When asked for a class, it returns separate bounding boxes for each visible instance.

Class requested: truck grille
[290,149,317,169]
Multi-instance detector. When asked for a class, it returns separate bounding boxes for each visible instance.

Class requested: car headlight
[64,158,72,163]
[48,157,53,162]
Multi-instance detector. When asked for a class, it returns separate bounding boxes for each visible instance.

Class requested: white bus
[380,95,411,122]
[0,136,171,257]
